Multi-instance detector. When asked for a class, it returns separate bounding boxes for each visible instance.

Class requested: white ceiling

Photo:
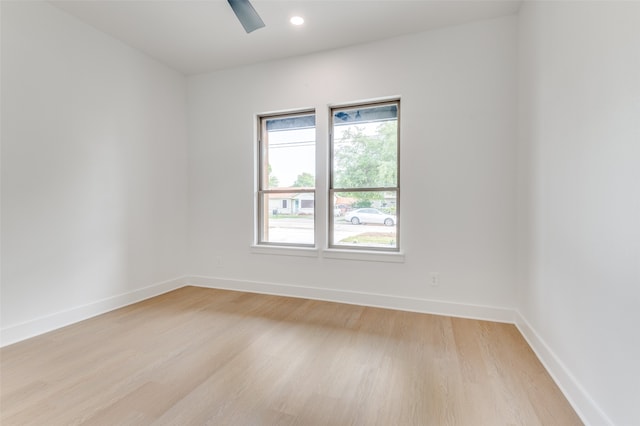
[51,0,521,75]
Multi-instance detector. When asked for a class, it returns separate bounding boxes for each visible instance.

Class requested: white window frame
[253,99,403,262]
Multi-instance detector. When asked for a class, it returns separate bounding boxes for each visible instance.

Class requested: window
[330,100,400,251]
[257,111,315,246]
[255,99,400,255]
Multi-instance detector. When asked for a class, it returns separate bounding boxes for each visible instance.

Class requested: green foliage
[268,164,279,188]
[353,200,372,208]
[292,172,315,188]
[334,121,397,201]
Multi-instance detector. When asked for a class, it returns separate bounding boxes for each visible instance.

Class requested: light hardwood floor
[1,286,582,425]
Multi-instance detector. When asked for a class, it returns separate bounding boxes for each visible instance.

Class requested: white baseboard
[186,275,515,323]
[0,276,188,348]
[514,311,613,426]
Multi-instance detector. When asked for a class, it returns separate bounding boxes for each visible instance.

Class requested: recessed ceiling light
[290,16,304,26]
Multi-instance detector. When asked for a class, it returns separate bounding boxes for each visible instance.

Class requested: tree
[268,164,279,188]
[353,199,373,208]
[292,172,315,188]
[334,121,397,203]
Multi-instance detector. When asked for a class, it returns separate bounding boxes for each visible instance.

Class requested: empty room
[1,0,638,425]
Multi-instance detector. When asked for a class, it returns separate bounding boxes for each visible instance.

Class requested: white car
[345,208,395,226]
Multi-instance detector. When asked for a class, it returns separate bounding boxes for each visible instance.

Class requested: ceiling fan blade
[227,0,265,33]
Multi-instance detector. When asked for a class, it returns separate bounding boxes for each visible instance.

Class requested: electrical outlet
[214,256,223,268]
[430,272,440,287]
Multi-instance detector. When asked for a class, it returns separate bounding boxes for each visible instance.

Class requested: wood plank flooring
[0,286,582,425]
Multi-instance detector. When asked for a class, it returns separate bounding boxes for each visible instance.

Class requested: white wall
[517,2,640,425]
[1,1,188,344]
[187,16,518,316]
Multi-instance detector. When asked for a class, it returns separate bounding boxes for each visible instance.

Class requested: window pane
[332,191,397,249]
[333,104,397,189]
[260,192,315,245]
[263,114,315,190]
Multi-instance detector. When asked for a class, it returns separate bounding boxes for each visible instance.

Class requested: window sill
[250,245,319,258]
[250,245,405,263]
[322,248,405,263]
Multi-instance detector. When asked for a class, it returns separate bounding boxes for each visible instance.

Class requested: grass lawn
[339,232,396,245]
[269,214,314,219]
